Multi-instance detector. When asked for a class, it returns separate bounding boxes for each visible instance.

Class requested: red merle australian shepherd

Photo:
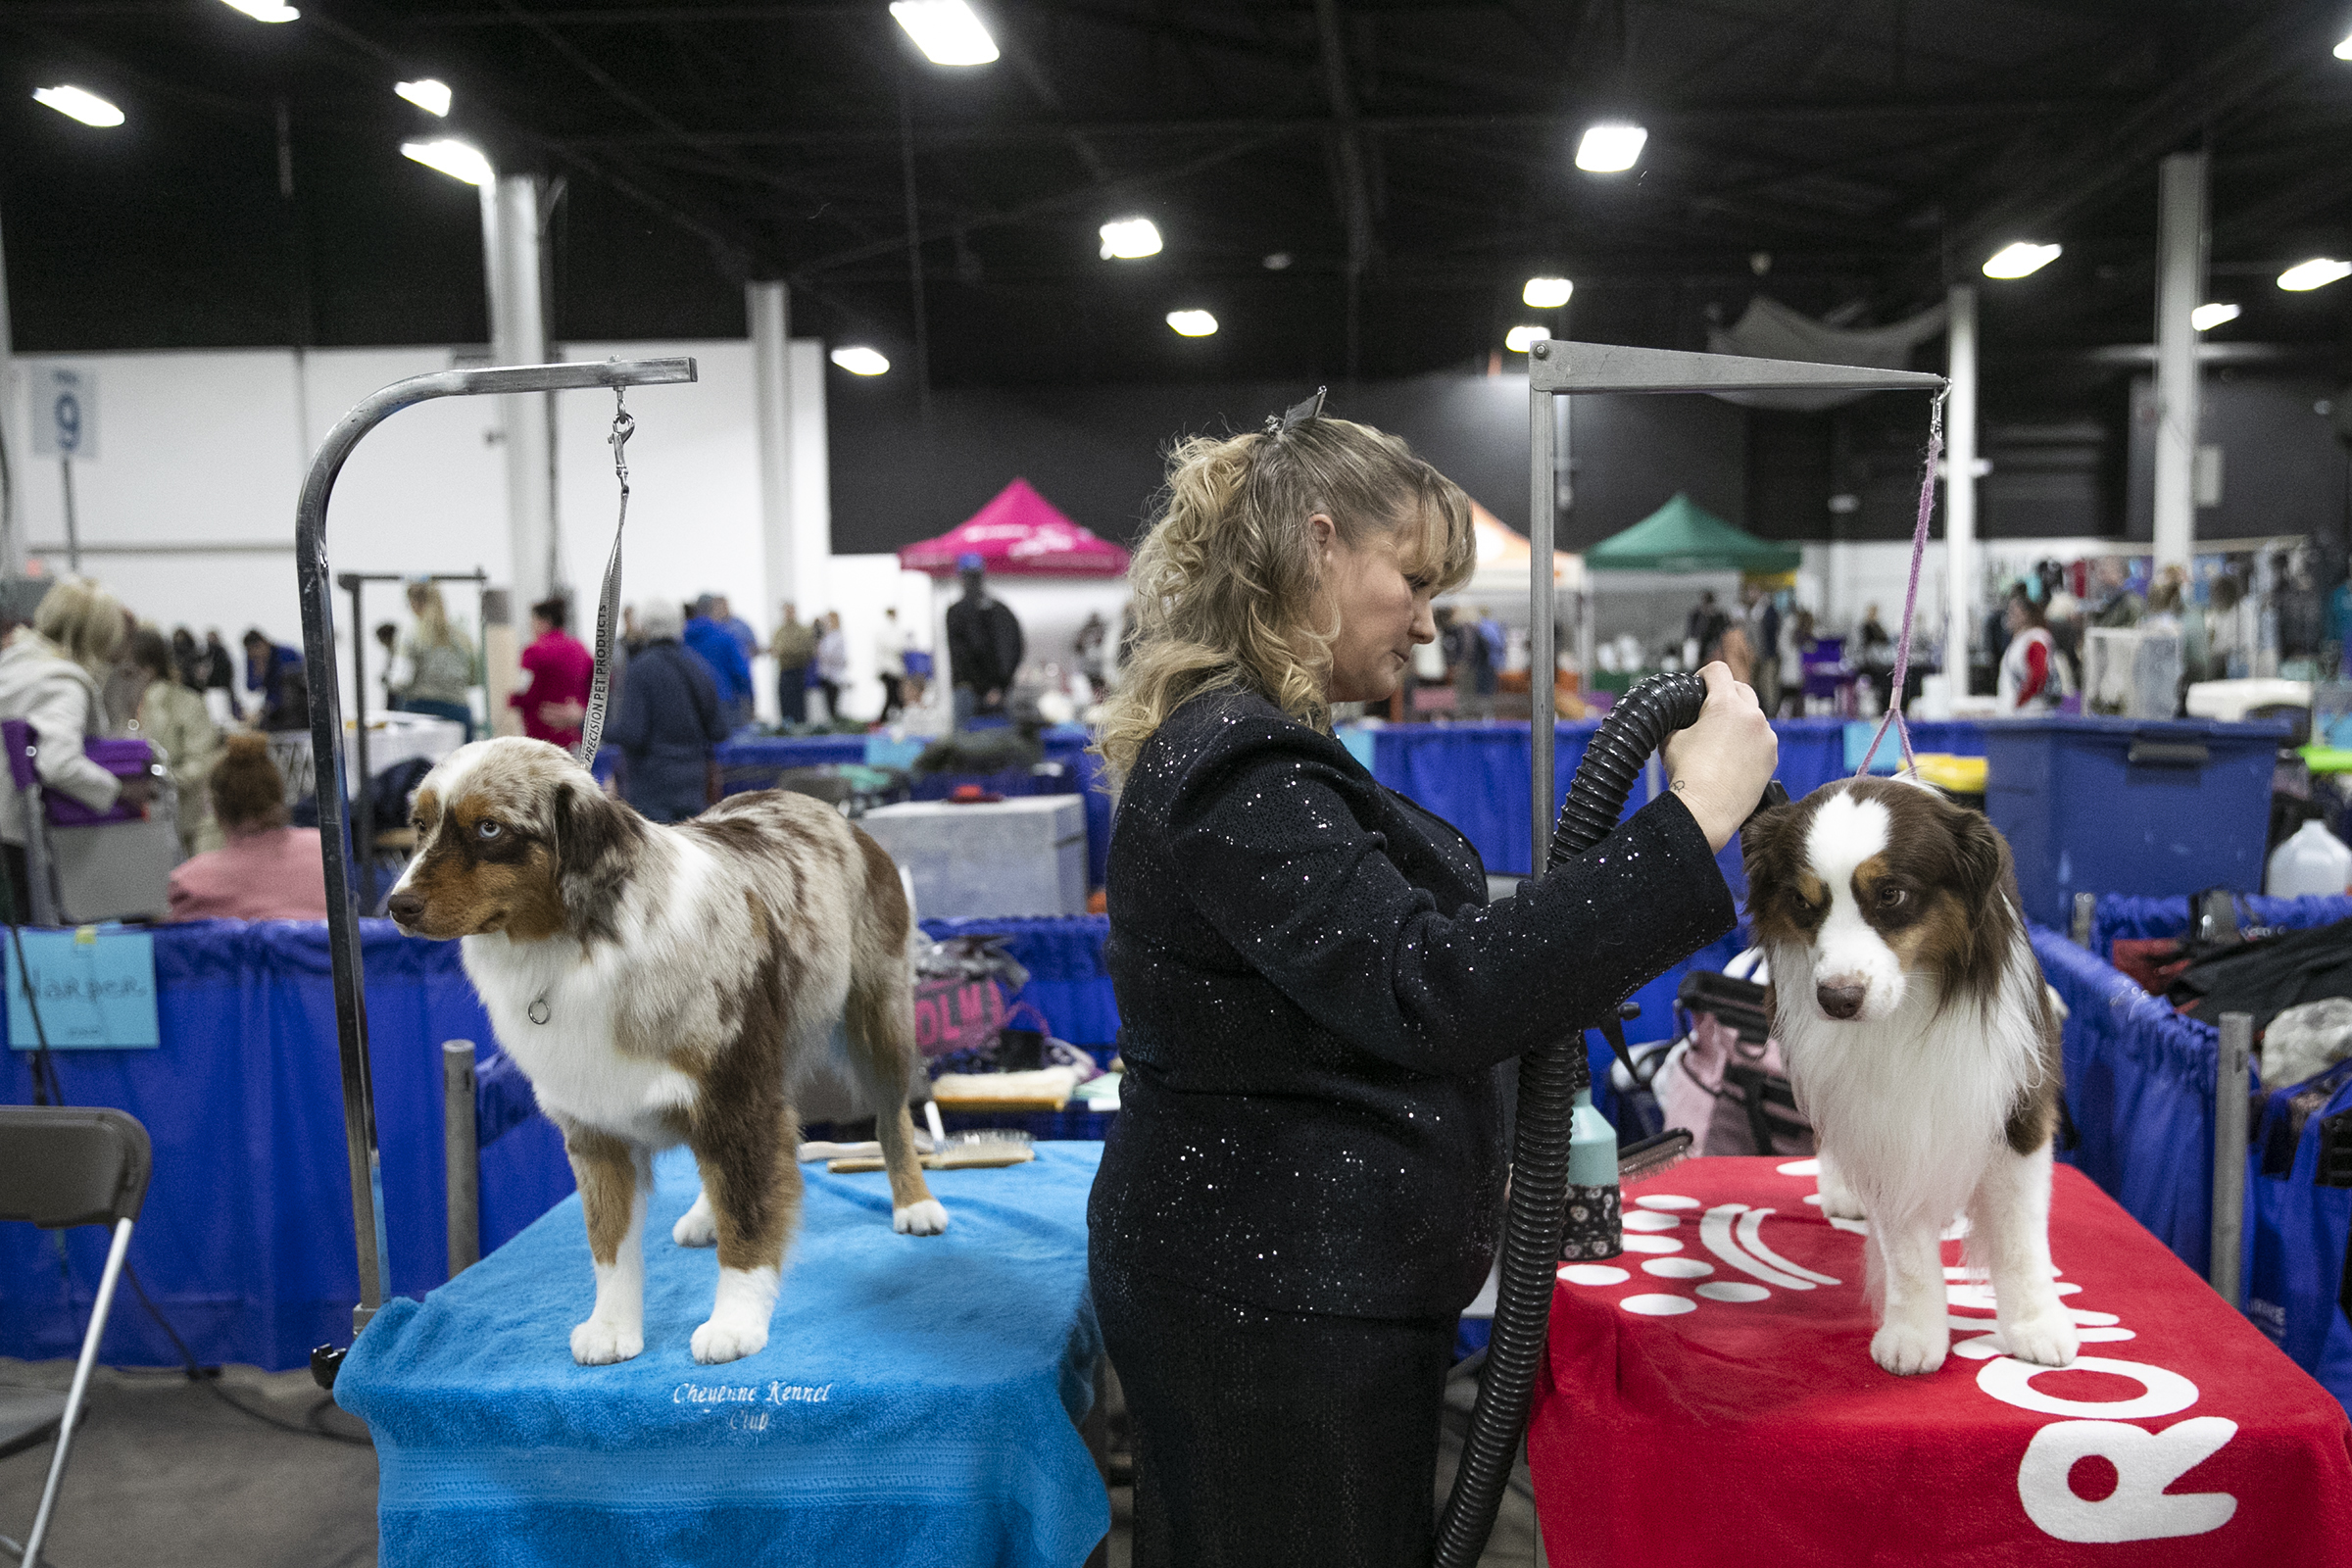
[1742,774,2077,1376]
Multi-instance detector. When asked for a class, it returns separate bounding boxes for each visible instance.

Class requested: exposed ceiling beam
[1312,0,1374,379]
[1943,0,2346,271]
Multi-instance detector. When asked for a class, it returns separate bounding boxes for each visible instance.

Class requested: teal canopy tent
[1586,492,1801,574]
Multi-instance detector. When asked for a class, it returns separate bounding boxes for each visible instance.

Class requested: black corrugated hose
[1433,671,1709,1568]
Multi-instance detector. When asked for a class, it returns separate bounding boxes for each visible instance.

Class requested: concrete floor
[0,1357,377,1568]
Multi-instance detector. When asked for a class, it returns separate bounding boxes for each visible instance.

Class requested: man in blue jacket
[682,595,754,732]
[611,605,729,823]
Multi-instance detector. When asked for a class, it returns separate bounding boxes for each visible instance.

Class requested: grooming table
[1530,1156,2352,1565]
[336,1142,1107,1568]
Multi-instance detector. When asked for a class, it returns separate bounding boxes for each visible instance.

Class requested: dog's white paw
[672,1191,716,1248]
[894,1199,950,1236]
[690,1315,769,1365]
[570,1316,644,1366]
[1871,1318,1949,1377]
[1817,1180,1866,1221]
[2000,1303,2081,1368]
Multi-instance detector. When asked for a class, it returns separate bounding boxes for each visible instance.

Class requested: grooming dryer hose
[1433,671,1708,1568]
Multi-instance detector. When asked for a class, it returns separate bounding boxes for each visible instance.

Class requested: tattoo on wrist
[1672,778,1689,793]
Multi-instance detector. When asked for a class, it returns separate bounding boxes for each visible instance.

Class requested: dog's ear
[551,775,640,940]
[1950,804,2009,911]
[1739,796,1795,892]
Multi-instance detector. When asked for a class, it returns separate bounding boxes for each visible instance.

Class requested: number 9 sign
[32,367,96,461]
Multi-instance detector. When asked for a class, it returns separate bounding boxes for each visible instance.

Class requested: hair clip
[1262,386,1328,439]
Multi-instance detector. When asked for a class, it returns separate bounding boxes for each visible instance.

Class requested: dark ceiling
[6,0,2352,390]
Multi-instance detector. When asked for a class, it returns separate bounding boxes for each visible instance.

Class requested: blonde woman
[125,627,224,855]
[1089,405,1776,1565]
[397,581,476,740]
[0,578,155,915]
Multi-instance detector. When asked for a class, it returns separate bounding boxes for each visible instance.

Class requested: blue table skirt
[336,1143,1107,1568]
[1366,717,1985,879]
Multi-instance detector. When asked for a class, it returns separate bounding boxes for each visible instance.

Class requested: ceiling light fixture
[1574,122,1646,173]
[2278,258,2352,292]
[1983,241,2061,279]
[1522,276,1573,309]
[2190,302,2240,331]
[33,85,124,127]
[1099,217,1162,260]
[830,346,890,375]
[395,79,453,117]
[1262,252,1294,271]
[1504,325,1549,353]
[220,0,301,21]
[2335,29,2352,60]
[401,138,494,187]
[889,0,999,66]
[1166,311,1217,337]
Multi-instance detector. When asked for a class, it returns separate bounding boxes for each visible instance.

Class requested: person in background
[1075,611,1110,699]
[1453,605,1499,719]
[102,609,146,732]
[1743,586,1782,717]
[1779,607,1816,716]
[1718,616,1755,687]
[0,579,153,914]
[684,594,754,732]
[396,582,476,740]
[611,604,728,823]
[769,603,818,725]
[815,611,850,723]
[1685,589,1731,667]
[167,734,327,921]
[510,596,595,752]
[620,604,648,661]
[1856,602,1893,713]
[124,628,223,855]
[1996,587,2070,713]
[713,595,759,669]
[199,628,238,719]
[170,626,203,692]
[946,555,1024,723]
[2088,557,2144,629]
[875,607,908,720]
[241,628,310,732]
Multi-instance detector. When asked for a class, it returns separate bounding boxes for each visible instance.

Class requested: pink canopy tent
[896,478,1134,577]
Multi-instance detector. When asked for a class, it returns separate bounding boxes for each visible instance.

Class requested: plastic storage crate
[1983,714,2287,927]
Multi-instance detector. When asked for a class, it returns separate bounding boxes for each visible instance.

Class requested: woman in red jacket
[510,596,596,750]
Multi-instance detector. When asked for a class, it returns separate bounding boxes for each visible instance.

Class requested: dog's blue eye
[478,821,502,839]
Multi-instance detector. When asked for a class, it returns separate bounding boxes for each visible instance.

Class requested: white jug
[2266,818,2352,898]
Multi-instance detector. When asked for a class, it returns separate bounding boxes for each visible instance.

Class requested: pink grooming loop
[1853,389,1950,779]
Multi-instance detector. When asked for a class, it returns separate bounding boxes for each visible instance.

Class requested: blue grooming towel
[337,1143,1107,1568]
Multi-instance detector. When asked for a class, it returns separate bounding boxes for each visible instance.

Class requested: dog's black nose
[386,891,425,926]
[1816,980,1867,1020]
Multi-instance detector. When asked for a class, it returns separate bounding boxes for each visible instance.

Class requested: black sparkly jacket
[1089,688,1737,1319]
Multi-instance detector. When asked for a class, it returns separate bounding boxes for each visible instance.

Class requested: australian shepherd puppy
[1742,775,2077,1377]
[386,738,946,1367]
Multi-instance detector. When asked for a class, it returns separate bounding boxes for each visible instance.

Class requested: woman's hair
[210,733,290,834]
[532,597,568,631]
[125,626,174,682]
[1097,416,1474,784]
[407,583,467,652]
[32,577,127,675]
[2006,586,2047,627]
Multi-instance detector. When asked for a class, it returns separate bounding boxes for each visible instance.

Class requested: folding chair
[0,1106,153,1566]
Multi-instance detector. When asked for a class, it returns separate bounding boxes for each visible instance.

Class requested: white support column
[750,281,798,627]
[481,172,557,605]
[1944,284,1979,679]
[2153,151,2208,574]
[786,339,832,621]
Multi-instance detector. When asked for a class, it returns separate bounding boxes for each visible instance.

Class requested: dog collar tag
[527,997,551,1026]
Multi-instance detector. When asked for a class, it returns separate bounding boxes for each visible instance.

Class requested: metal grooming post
[342,568,489,914]
[1522,341,1945,867]
[444,1041,480,1278]
[297,358,696,1334]
[2212,1011,2252,1306]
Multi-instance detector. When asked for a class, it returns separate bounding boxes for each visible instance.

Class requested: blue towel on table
[337,1143,1107,1568]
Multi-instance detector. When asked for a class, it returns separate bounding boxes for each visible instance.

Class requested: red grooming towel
[1529,1156,2352,1565]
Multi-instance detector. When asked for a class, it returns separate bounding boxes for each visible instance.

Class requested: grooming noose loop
[574,386,637,766]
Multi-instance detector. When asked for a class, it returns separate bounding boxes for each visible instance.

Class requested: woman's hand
[1661,662,1777,853]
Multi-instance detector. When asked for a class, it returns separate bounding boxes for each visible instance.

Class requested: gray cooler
[859,795,1087,919]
